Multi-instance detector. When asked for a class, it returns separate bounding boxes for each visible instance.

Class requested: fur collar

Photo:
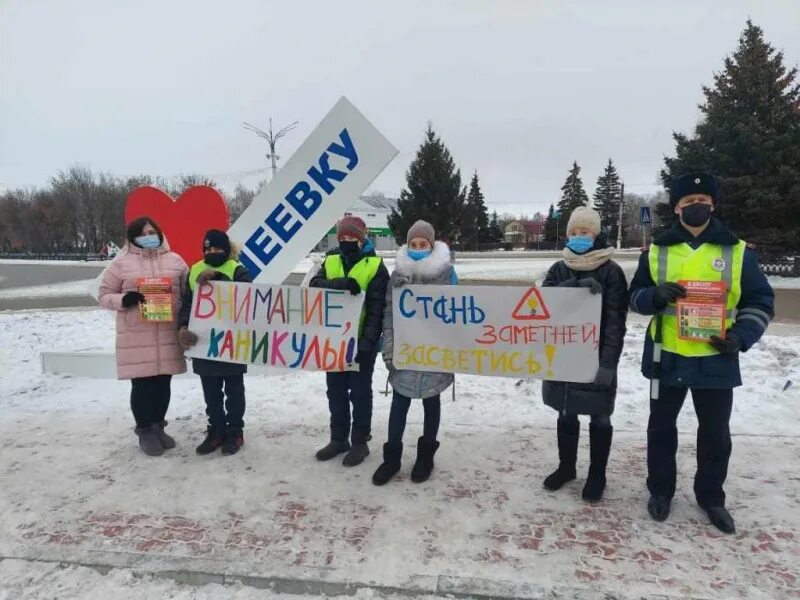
[394,241,452,278]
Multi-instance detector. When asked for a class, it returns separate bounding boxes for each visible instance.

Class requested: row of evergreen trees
[543,160,625,244]
[387,126,503,248]
[390,20,799,255]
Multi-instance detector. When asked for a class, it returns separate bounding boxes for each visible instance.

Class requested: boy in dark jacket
[178,230,252,456]
[309,216,390,467]
[541,206,628,502]
[629,172,774,534]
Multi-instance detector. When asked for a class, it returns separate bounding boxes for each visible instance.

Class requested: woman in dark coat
[541,206,628,501]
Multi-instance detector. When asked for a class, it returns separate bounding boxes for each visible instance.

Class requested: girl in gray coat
[373,220,457,485]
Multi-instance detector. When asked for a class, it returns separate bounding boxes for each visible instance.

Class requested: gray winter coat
[382,242,456,399]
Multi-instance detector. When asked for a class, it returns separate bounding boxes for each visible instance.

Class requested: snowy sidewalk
[1,310,799,599]
[1,420,799,599]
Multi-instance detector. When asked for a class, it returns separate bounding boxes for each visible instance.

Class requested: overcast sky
[1,0,799,215]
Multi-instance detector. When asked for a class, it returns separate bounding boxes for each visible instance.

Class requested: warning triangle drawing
[511,287,551,320]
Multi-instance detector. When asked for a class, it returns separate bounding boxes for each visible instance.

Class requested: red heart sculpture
[125,186,230,266]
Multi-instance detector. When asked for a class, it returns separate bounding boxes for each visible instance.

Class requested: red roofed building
[504,220,545,247]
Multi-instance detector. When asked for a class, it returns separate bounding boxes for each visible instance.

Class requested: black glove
[556,277,578,288]
[593,366,616,386]
[577,278,603,295]
[709,333,742,354]
[346,278,361,296]
[653,282,687,309]
[178,327,198,350]
[122,291,146,308]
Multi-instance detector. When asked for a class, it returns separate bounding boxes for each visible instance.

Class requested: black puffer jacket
[308,245,390,355]
[541,251,629,416]
[179,263,252,377]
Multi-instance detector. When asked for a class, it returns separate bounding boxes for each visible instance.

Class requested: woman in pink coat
[99,217,188,456]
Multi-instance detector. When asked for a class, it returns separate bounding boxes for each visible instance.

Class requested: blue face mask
[566,235,594,254]
[408,249,432,262]
[135,234,161,249]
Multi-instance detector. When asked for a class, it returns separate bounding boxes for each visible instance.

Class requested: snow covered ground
[769,275,800,289]
[1,308,799,599]
[0,278,98,299]
[0,559,420,600]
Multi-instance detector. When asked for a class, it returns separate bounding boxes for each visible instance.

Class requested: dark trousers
[200,375,246,435]
[130,375,172,429]
[388,391,441,445]
[647,385,733,507]
[325,353,376,444]
[559,413,612,428]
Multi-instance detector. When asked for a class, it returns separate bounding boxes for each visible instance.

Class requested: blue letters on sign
[242,129,359,279]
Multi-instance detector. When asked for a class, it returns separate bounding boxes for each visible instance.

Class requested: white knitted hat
[566,206,601,236]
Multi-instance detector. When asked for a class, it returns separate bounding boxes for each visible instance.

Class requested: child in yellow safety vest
[177,230,253,456]
[309,216,390,467]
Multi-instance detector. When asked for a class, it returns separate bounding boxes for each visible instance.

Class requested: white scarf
[561,246,616,271]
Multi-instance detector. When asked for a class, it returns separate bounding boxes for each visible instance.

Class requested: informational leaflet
[676,280,727,341]
[137,277,174,322]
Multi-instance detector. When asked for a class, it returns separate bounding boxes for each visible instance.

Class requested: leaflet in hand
[137,277,174,322]
[676,280,727,341]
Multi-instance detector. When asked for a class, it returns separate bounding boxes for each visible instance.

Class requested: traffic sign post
[640,206,652,247]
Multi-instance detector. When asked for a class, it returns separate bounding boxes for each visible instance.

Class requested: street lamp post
[242,118,299,181]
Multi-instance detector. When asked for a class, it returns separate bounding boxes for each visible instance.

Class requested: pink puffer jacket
[98,242,189,380]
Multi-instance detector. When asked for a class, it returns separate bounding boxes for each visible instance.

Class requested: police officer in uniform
[629,172,774,533]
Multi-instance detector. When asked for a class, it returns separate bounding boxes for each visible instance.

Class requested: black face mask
[340,241,360,256]
[681,203,713,227]
[205,252,228,267]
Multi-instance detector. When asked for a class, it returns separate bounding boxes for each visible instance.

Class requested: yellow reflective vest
[648,241,746,357]
[323,254,382,335]
[188,259,241,291]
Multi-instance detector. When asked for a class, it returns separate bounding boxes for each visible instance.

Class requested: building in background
[504,220,545,248]
[317,194,399,252]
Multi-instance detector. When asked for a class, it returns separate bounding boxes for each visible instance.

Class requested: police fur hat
[669,172,719,206]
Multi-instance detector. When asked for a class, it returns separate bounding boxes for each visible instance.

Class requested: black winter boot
[648,495,672,522]
[411,437,439,483]
[316,440,351,461]
[372,443,403,485]
[702,505,736,534]
[343,443,370,467]
[582,424,613,502]
[543,419,579,491]
[222,427,244,456]
[196,430,223,455]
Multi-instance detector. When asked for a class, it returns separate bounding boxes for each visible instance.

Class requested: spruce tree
[460,171,490,249]
[488,210,504,243]
[544,203,558,242]
[388,125,465,244]
[593,159,623,240]
[662,20,800,253]
[557,161,590,228]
